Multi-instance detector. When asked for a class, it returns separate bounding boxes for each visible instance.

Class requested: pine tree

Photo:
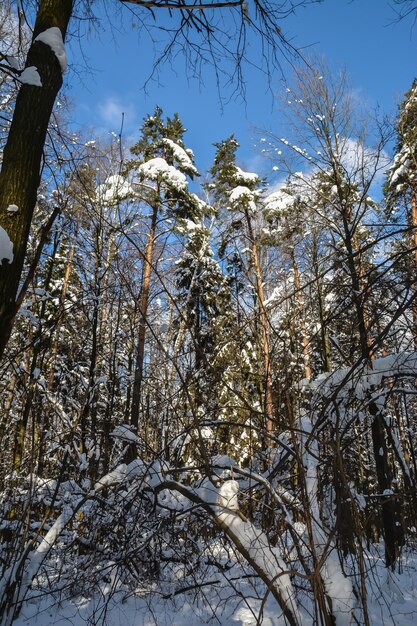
[173,220,235,459]
[208,135,275,450]
[127,108,208,445]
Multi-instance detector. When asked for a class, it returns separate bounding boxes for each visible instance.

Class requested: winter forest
[1,0,417,625]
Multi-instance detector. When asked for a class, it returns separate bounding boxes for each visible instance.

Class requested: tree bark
[130,204,158,434]
[312,234,331,372]
[0,0,73,359]
[47,244,75,390]
[290,246,311,379]
[244,209,274,444]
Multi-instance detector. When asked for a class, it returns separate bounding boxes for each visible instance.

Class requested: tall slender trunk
[13,234,58,473]
[376,325,413,489]
[130,204,158,434]
[244,210,274,443]
[101,292,123,474]
[97,207,118,372]
[290,246,311,379]
[0,374,17,464]
[47,245,75,390]
[124,325,135,422]
[79,289,100,459]
[0,0,73,358]
[312,235,331,372]
[169,265,198,389]
[13,378,36,473]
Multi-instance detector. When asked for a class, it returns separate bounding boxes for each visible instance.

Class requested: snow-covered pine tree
[127,108,209,449]
[173,219,236,462]
[208,135,276,454]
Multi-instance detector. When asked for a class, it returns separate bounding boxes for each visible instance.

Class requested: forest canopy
[1,1,417,625]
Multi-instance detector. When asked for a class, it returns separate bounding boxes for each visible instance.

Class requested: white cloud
[337,137,391,198]
[339,137,390,175]
[98,96,137,132]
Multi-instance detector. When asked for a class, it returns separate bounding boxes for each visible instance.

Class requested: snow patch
[34,27,67,73]
[161,138,198,176]
[19,66,42,87]
[185,219,202,231]
[96,174,132,204]
[264,189,294,214]
[110,424,140,443]
[6,55,19,70]
[229,186,257,213]
[233,166,259,184]
[0,226,13,263]
[217,480,240,511]
[138,157,187,191]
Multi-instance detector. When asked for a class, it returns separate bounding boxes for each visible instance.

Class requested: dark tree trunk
[370,404,405,568]
[312,234,331,372]
[0,0,73,358]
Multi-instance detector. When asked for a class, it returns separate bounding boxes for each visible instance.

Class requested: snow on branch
[310,351,417,399]
[161,137,199,176]
[138,157,188,191]
[0,459,163,619]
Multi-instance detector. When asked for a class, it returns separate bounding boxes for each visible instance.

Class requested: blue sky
[66,0,416,178]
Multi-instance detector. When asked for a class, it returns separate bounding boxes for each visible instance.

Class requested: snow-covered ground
[13,548,417,626]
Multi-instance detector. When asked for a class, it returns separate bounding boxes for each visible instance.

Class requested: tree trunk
[290,246,311,379]
[312,234,331,372]
[130,204,158,434]
[0,0,74,358]
[13,234,58,473]
[370,405,404,568]
[47,244,75,390]
[244,210,274,443]
[79,289,100,459]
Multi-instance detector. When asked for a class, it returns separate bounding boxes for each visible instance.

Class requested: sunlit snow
[0,226,13,263]
[34,27,67,73]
